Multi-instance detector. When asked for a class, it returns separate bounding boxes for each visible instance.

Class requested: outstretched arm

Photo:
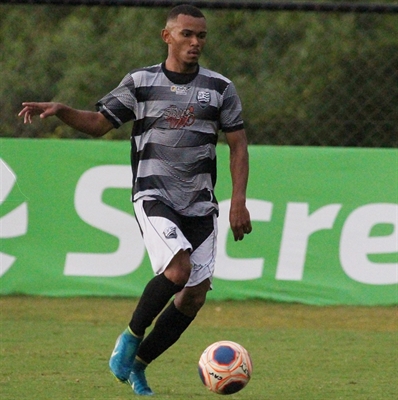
[225,129,252,241]
[18,102,113,137]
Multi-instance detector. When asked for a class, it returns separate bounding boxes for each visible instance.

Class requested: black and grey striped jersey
[96,62,244,217]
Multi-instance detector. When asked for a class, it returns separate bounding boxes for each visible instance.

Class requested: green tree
[1,5,397,147]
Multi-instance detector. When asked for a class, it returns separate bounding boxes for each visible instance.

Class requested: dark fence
[1,1,397,146]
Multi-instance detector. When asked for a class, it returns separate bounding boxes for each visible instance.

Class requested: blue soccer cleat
[129,360,154,396]
[109,328,142,383]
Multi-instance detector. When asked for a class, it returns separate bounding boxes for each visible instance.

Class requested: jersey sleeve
[219,82,244,133]
[96,73,137,128]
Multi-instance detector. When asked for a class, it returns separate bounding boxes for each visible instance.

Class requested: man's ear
[161,28,171,44]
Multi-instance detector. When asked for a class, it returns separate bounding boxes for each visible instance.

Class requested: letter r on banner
[215,199,271,280]
[276,202,342,281]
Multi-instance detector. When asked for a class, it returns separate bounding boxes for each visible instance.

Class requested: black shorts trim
[143,200,215,252]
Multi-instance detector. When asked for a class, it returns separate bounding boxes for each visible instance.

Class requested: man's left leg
[127,210,217,395]
[129,279,210,395]
[109,272,184,383]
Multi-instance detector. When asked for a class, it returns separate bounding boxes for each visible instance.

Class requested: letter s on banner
[215,199,271,280]
[340,203,398,285]
[64,165,145,277]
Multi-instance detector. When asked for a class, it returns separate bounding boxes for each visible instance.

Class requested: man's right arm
[18,102,114,137]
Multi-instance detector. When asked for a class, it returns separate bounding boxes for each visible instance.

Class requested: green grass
[0,297,397,399]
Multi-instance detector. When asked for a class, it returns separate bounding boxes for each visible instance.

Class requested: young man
[19,4,252,396]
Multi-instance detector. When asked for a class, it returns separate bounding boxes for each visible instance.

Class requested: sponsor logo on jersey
[192,263,207,271]
[163,105,195,129]
[170,85,191,96]
[163,226,177,239]
[197,90,210,108]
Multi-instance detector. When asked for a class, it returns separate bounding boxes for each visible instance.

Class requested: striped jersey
[96,62,244,217]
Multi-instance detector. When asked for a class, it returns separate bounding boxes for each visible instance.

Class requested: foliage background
[1,1,397,146]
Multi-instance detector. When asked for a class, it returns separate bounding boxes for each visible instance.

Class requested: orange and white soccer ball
[198,340,253,395]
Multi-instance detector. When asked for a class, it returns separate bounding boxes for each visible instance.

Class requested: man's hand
[225,129,252,241]
[18,102,62,124]
[18,102,113,137]
[229,202,252,241]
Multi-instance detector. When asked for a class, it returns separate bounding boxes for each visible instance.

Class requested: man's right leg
[129,273,185,336]
[133,278,210,364]
[128,278,210,395]
[126,250,193,395]
[109,273,184,383]
[110,199,193,387]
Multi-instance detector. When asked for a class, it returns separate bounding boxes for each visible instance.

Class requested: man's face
[163,14,207,70]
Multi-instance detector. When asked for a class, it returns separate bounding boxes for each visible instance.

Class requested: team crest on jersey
[171,85,191,95]
[197,90,210,108]
[163,226,177,239]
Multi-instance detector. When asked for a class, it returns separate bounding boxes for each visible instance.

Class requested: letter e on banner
[340,203,398,285]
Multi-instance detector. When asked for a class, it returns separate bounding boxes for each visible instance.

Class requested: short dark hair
[167,4,205,22]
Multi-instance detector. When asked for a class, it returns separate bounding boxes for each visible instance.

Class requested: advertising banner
[1,138,397,305]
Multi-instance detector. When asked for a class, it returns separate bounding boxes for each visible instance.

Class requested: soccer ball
[198,340,253,395]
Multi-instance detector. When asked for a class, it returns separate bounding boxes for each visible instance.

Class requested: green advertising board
[1,138,397,305]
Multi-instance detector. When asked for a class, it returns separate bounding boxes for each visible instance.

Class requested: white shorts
[134,198,218,287]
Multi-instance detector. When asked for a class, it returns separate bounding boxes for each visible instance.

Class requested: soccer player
[19,4,252,396]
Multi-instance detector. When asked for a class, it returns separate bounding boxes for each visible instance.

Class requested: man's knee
[164,250,191,287]
[174,279,210,317]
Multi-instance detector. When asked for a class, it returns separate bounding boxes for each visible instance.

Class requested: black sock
[129,274,183,337]
[136,301,194,364]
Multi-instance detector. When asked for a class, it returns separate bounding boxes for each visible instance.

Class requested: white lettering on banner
[64,165,145,277]
[61,164,397,285]
[215,199,272,280]
[340,203,398,285]
[275,203,342,281]
[0,158,28,277]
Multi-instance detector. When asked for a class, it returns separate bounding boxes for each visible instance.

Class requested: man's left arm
[225,129,252,241]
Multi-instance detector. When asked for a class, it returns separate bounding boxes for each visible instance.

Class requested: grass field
[0,296,397,399]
